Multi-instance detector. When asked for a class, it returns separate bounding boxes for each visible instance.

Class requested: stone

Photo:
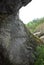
[34,23,44,43]
[0,0,43,65]
[0,0,32,20]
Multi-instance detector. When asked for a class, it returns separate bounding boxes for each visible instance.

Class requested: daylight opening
[19,0,44,24]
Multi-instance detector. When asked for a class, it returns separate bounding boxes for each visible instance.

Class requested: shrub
[34,45,44,65]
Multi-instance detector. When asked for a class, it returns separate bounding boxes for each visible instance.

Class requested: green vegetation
[34,45,44,65]
[26,17,44,32]
[26,17,44,65]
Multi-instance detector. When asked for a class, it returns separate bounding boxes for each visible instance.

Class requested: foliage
[26,17,44,32]
[34,45,44,65]
[26,17,44,65]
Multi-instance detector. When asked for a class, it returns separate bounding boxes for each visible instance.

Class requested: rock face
[0,0,31,20]
[0,13,36,65]
[0,13,43,65]
[0,0,43,65]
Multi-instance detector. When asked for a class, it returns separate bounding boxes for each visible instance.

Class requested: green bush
[26,17,44,32]
[26,17,44,65]
[34,45,44,65]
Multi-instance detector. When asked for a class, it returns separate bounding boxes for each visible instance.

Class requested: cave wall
[0,0,42,65]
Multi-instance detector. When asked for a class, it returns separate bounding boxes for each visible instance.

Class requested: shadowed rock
[0,0,43,65]
[0,0,31,20]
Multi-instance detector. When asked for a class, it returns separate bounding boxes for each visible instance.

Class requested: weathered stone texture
[0,0,42,65]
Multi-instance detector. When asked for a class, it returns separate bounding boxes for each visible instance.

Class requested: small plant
[26,17,44,32]
[34,45,44,65]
